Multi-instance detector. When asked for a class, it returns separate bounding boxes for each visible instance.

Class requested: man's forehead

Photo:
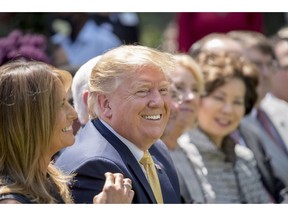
[246,48,273,62]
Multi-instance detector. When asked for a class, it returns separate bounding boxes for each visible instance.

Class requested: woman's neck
[162,136,178,150]
[198,127,224,148]
[161,130,183,151]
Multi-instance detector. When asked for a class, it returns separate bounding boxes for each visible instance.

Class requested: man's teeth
[62,126,73,132]
[142,115,161,120]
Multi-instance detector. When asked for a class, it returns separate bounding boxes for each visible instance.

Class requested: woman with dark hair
[179,52,272,203]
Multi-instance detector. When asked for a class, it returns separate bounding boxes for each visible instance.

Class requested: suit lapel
[261,95,288,151]
[92,118,157,203]
[126,162,157,203]
[149,145,178,203]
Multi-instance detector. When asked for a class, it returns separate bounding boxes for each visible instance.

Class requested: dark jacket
[55,118,181,204]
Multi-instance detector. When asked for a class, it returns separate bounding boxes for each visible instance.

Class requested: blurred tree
[0,13,47,36]
[138,13,175,48]
[2,12,287,49]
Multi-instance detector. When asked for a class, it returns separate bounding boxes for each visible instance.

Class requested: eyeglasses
[251,60,278,71]
[169,84,184,104]
[276,64,288,72]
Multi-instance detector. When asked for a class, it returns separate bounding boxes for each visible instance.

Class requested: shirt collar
[99,119,144,162]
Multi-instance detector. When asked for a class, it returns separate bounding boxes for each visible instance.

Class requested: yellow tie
[140,150,163,204]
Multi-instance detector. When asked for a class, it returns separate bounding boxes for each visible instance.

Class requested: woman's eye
[212,95,224,101]
[60,98,68,108]
[234,100,244,106]
[60,99,65,106]
[192,87,199,94]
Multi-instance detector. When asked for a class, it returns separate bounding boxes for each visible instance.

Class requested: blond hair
[173,53,205,96]
[88,45,175,118]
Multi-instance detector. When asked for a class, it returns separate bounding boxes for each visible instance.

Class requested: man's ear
[97,93,112,118]
[82,90,89,107]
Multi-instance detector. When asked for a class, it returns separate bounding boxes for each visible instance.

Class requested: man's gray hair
[71,55,102,124]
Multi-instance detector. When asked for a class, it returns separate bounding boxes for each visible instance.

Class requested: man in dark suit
[56,45,181,204]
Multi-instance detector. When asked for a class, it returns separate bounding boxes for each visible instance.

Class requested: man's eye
[138,89,148,93]
[251,61,262,68]
[160,88,168,94]
[136,90,149,96]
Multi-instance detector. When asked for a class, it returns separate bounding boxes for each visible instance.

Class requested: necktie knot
[140,151,154,165]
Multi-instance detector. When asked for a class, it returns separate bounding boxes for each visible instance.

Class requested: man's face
[104,65,171,150]
[274,40,288,68]
[245,48,275,100]
[203,38,243,57]
[273,40,288,102]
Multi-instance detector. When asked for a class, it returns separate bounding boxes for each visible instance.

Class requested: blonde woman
[161,53,215,203]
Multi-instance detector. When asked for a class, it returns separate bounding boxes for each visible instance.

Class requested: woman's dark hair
[196,51,259,115]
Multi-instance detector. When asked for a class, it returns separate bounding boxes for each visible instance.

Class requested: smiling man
[55,45,181,204]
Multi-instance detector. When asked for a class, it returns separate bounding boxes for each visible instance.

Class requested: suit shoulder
[55,121,118,172]
[152,139,170,154]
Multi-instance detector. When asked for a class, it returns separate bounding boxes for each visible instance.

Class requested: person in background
[228,30,288,191]
[55,45,181,204]
[261,30,288,155]
[70,55,102,135]
[161,53,215,203]
[50,13,121,74]
[270,32,288,102]
[0,59,134,204]
[91,13,139,45]
[179,52,272,203]
[189,32,288,202]
[228,30,275,105]
[189,33,243,59]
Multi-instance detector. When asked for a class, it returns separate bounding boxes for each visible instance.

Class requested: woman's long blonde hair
[0,60,73,203]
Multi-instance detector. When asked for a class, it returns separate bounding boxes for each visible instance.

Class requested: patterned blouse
[184,127,272,203]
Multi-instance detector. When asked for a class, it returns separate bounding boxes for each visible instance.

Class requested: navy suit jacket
[55,118,181,203]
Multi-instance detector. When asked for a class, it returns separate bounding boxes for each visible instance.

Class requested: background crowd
[1,12,288,204]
